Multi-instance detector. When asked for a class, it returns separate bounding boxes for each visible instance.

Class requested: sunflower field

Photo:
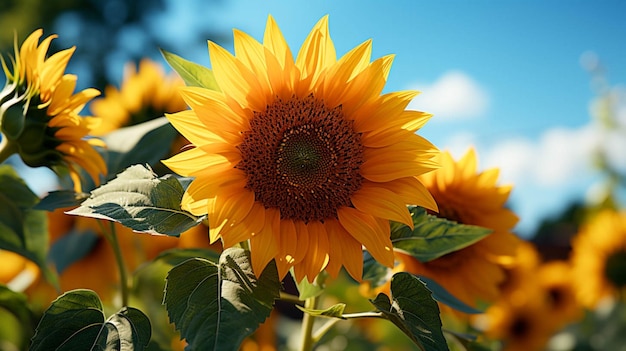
[1,2,625,351]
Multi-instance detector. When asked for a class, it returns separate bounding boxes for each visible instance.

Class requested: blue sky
[153,1,626,236]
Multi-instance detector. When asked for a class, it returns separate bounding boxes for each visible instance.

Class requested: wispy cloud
[407,71,489,120]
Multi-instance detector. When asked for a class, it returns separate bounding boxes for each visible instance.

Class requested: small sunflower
[90,58,187,135]
[483,296,555,351]
[163,15,439,282]
[570,209,626,308]
[537,261,582,326]
[389,148,520,309]
[0,29,106,190]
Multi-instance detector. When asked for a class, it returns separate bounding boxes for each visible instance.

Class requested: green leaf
[370,272,448,351]
[164,247,280,351]
[298,303,346,319]
[66,164,204,236]
[160,49,220,91]
[47,229,99,274]
[34,190,90,211]
[0,284,36,350]
[103,117,179,176]
[31,289,151,351]
[417,276,483,314]
[391,207,492,262]
[0,165,57,287]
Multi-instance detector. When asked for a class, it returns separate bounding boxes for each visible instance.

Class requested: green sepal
[160,49,220,91]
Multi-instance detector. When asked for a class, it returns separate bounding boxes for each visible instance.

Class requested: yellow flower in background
[477,243,582,351]
[483,296,555,351]
[0,29,106,190]
[163,15,439,282]
[537,261,582,326]
[571,209,626,308]
[389,149,519,310]
[90,59,187,135]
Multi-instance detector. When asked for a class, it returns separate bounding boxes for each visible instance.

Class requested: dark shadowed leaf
[34,190,90,211]
[0,165,57,287]
[30,289,151,351]
[160,49,220,91]
[418,276,483,314]
[362,251,391,288]
[391,207,492,262]
[370,272,448,351]
[164,247,280,351]
[47,229,100,274]
[66,164,203,236]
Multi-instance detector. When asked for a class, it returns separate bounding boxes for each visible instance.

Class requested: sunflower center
[236,94,364,222]
[604,250,626,288]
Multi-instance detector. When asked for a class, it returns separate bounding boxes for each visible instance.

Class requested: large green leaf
[0,284,36,350]
[370,272,448,351]
[391,207,492,262]
[164,247,280,351]
[160,49,220,91]
[0,165,57,286]
[30,289,151,351]
[103,117,179,176]
[66,164,204,236]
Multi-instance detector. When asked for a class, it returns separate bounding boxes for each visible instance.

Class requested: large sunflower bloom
[90,58,187,135]
[163,16,439,282]
[0,29,106,190]
[570,209,626,308]
[389,149,520,309]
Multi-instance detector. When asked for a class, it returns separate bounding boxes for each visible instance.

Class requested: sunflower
[570,209,626,308]
[89,58,187,135]
[162,15,439,282]
[388,148,520,310]
[0,29,106,190]
[482,295,555,351]
[536,261,582,326]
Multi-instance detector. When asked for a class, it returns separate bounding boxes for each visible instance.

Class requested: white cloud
[407,71,489,121]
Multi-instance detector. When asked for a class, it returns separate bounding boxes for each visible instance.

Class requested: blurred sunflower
[89,58,187,135]
[537,261,582,326]
[0,29,105,190]
[162,15,439,282]
[385,149,519,310]
[570,209,626,308]
[482,295,555,351]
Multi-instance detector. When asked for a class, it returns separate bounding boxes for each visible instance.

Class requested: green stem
[279,291,304,306]
[0,136,17,164]
[311,318,340,344]
[100,220,130,307]
[299,293,319,351]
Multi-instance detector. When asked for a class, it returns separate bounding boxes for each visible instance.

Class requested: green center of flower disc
[604,250,626,288]
[237,94,364,222]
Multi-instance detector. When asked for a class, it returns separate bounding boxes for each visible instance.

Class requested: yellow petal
[337,207,394,268]
[350,184,414,228]
[324,218,363,281]
[250,207,280,277]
